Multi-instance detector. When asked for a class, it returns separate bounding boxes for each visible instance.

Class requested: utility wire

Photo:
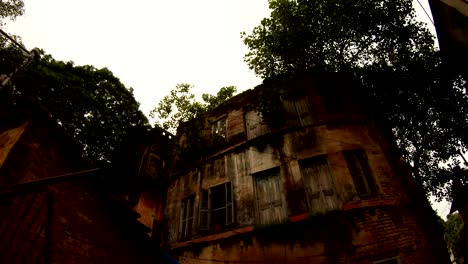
[0,28,30,55]
[416,0,435,25]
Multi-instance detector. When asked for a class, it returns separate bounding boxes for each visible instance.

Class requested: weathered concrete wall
[165,74,449,263]
[166,123,409,237]
[173,206,438,264]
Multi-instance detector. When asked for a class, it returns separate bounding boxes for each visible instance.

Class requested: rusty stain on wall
[164,73,450,264]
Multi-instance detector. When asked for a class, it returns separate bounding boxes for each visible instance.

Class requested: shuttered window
[199,182,234,233]
[281,95,313,127]
[300,156,340,213]
[245,111,270,140]
[254,168,286,225]
[343,149,377,196]
[199,189,209,231]
[180,195,195,239]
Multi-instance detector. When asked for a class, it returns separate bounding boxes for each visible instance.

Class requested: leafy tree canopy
[1,40,150,163]
[0,0,24,25]
[150,84,236,133]
[445,213,464,263]
[242,0,468,200]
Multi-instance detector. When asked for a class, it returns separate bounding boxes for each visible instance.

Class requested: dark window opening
[343,149,377,196]
[280,95,313,127]
[318,80,348,113]
[180,195,195,239]
[199,182,233,233]
[211,118,227,143]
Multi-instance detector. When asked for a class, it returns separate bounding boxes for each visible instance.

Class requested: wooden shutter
[186,197,193,237]
[179,201,185,238]
[180,196,194,238]
[344,150,376,196]
[225,182,234,225]
[254,168,286,225]
[281,97,301,127]
[300,156,340,213]
[295,96,313,126]
[245,111,270,140]
[281,96,313,127]
[199,189,210,231]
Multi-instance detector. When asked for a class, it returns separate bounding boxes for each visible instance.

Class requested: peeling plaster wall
[165,75,450,263]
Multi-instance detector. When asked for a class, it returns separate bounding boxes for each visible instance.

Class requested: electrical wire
[0,28,30,55]
[415,0,435,26]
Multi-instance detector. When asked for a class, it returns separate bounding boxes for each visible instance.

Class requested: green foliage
[242,0,468,199]
[202,86,237,111]
[150,84,236,133]
[242,0,433,76]
[1,42,150,163]
[0,0,24,25]
[445,213,464,263]
[151,83,205,133]
[150,84,236,167]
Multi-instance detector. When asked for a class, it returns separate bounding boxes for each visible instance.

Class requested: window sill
[172,212,342,249]
[171,225,254,249]
[171,214,315,249]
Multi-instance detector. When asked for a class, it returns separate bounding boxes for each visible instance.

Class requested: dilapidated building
[0,99,163,263]
[165,73,450,264]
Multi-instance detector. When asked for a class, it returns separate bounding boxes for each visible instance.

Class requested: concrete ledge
[171,225,254,249]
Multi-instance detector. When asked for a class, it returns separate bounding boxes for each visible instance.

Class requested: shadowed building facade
[164,73,450,264]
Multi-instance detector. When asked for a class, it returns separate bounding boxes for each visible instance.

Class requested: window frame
[199,182,234,232]
[211,117,227,143]
[253,167,287,225]
[245,110,270,140]
[180,194,195,239]
[299,155,340,213]
[280,94,313,127]
[343,149,378,197]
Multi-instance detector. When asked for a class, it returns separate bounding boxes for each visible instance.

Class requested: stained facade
[0,100,161,263]
[0,74,451,263]
[164,74,450,263]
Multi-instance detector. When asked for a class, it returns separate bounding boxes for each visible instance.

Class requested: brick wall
[0,181,158,264]
[165,74,450,263]
[0,105,158,264]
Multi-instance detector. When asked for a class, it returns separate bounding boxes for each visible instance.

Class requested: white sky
[4,0,449,219]
[4,0,271,120]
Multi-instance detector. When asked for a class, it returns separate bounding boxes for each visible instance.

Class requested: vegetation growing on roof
[242,0,468,200]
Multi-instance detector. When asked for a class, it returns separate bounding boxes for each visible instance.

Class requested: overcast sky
[4,0,448,218]
[4,1,435,119]
[4,0,271,120]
